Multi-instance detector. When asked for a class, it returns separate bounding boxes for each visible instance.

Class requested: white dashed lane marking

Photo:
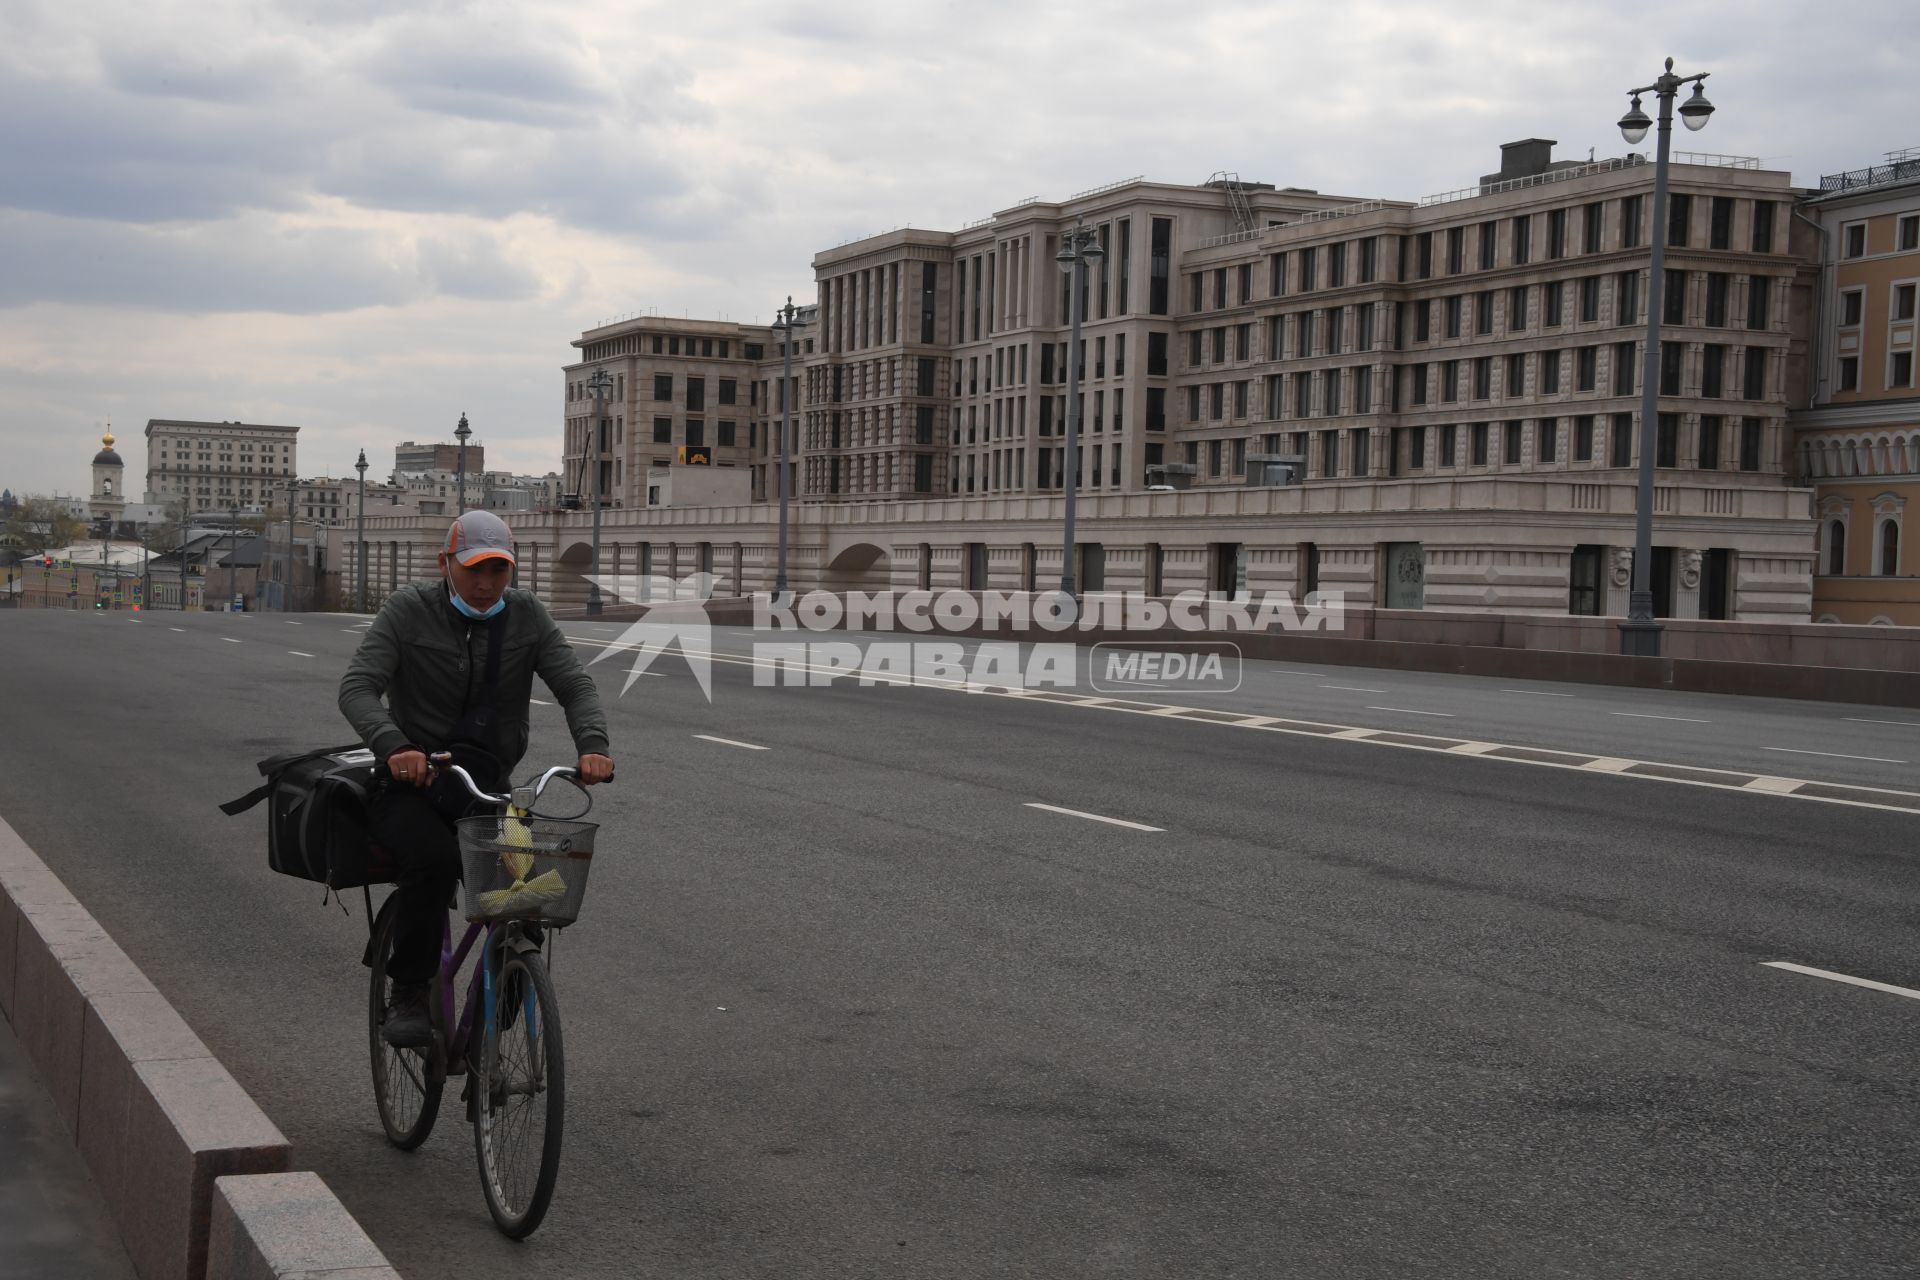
[1763,962,1920,1002]
[1368,706,1455,718]
[1319,684,1385,693]
[530,698,553,705]
[1763,746,1906,764]
[1504,689,1575,697]
[1610,711,1711,723]
[221,637,242,644]
[1024,802,1163,833]
[288,651,315,658]
[692,734,769,751]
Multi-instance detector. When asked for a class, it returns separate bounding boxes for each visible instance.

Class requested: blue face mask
[449,586,506,620]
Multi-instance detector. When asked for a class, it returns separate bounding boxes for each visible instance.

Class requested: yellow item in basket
[477,808,567,915]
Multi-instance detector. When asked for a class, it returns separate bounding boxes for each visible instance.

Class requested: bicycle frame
[430,915,542,1081]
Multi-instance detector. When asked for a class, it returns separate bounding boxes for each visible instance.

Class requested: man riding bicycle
[339,510,614,1047]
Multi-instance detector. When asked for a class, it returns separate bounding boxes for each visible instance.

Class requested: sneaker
[381,982,431,1048]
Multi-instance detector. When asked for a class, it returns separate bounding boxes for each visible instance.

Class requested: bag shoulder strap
[219,743,368,816]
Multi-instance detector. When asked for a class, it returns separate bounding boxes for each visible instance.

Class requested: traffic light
[43,556,52,568]
[94,598,104,610]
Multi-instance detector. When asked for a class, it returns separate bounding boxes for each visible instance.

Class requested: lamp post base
[585,588,602,618]
[1617,618,1663,657]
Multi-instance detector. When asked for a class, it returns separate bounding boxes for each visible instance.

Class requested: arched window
[1881,520,1901,577]
[1827,520,1847,576]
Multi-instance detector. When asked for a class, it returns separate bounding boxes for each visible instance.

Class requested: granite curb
[0,812,400,1280]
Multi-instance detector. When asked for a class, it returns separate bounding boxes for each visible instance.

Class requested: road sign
[678,445,713,466]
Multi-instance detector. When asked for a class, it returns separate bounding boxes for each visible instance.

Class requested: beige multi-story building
[1792,149,1920,624]
[145,419,299,516]
[395,439,483,478]
[562,318,773,510]
[541,140,1823,620]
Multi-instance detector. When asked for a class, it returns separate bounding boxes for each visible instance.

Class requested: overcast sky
[2,0,1912,499]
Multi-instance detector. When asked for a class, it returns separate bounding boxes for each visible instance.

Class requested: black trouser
[369,782,462,985]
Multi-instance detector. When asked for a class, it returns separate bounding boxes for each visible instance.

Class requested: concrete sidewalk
[0,1014,136,1280]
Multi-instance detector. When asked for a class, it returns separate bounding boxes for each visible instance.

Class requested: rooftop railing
[1819,152,1920,194]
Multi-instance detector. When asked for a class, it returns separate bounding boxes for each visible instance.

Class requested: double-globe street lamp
[1055,226,1104,601]
[1615,57,1714,657]
[770,296,798,600]
[355,448,369,612]
[585,368,613,617]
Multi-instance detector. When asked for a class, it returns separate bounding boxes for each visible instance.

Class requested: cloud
[0,211,540,313]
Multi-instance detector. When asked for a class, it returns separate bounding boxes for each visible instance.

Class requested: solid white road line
[1762,961,1920,1002]
[1762,746,1905,764]
[1320,684,1385,693]
[530,698,553,705]
[286,621,302,625]
[1503,689,1575,697]
[288,651,315,658]
[1023,802,1163,833]
[1368,706,1455,718]
[169,627,185,632]
[692,734,769,751]
[1845,717,1920,727]
[1609,711,1711,723]
[221,637,241,644]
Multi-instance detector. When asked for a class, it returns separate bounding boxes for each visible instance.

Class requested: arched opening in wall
[1880,520,1901,577]
[557,540,593,610]
[918,543,932,591]
[1826,521,1847,576]
[822,542,891,593]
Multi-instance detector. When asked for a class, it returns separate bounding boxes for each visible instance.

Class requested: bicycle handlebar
[427,754,605,809]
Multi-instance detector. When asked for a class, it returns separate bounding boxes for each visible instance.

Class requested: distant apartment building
[1792,148,1920,624]
[395,439,484,478]
[145,419,300,515]
[557,141,1819,618]
[561,318,772,509]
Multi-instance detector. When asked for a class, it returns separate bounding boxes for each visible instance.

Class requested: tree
[3,496,87,552]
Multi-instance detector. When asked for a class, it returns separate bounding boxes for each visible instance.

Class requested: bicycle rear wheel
[368,901,442,1150]
[473,943,565,1238]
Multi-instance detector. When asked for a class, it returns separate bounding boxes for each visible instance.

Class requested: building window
[653,417,672,443]
[653,374,673,400]
[1901,215,1920,252]
[1538,418,1558,462]
[1739,418,1763,471]
[1825,519,1846,575]
[1838,356,1860,392]
[719,378,737,405]
[1841,289,1864,327]
[1699,415,1721,469]
[1656,412,1679,467]
[1709,196,1733,250]
[1473,356,1492,400]
[1471,422,1489,466]
[1894,283,1917,322]
[1894,350,1916,389]
[1440,423,1457,466]
[1751,201,1775,253]
[1476,291,1494,335]
[1747,276,1771,330]
[1702,345,1725,398]
[1447,226,1465,274]
[1544,280,1563,327]
[1577,346,1597,391]
[1668,193,1691,247]
[1327,246,1345,289]
[1880,519,1901,576]
[1150,218,1172,315]
[1509,285,1529,332]
[1478,220,1496,270]
[1611,413,1634,467]
[1664,269,1687,325]
[1445,295,1463,338]
[1622,195,1643,249]
[1542,350,1562,394]
[1844,223,1867,259]
[1512,215,1531,266]
[1585,202,1605,254]
[1359,237,1377,284]
[1744,348,1768,400]
[1617,271,1640,324]
[1705,273,1729,327]
[1580,276,1600,323]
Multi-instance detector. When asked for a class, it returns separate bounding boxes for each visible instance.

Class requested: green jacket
[339,581,610,771]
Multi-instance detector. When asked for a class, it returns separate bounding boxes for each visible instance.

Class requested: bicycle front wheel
[368,900,442,1150]
[473,944,565,1238]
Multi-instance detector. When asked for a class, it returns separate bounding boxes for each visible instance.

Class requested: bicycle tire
[472,944,565,1238]
[368,901,442,1150]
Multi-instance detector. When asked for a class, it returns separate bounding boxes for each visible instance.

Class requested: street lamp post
[585,369,612,617]
[1055,226,1105,600]
[285,477,299,612]
[355,449,369,612]
[455,412,472,513]
[226,505,239,612]
[772,296,797,599]
[1615,57,1714,657]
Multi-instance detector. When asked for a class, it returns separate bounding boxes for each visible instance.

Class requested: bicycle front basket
[456,815,597,925]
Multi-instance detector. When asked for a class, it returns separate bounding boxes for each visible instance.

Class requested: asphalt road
[1,607,1917,1278]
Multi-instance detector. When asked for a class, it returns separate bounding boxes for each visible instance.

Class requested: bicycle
[365,753,606,1238]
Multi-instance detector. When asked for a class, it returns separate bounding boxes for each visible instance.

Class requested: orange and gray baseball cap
[443,510,517,567]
